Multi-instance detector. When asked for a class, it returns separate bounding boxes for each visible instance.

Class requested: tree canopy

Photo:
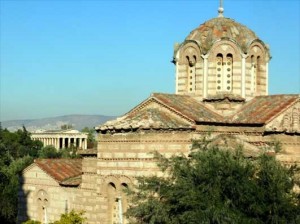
[81,127,96,149]
[126,140,300,224]
[0,125,81,223]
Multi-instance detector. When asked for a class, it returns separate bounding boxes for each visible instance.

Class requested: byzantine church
[18,3,300,224]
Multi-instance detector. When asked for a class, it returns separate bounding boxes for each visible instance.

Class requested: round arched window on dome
[224,54,233,92]
[216,53,223,91]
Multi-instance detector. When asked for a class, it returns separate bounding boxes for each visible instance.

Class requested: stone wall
[18,165,78,223]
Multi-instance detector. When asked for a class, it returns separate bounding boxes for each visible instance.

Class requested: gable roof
[96,93,299,132]
[152,93,223,123]
[96,93,223,132]
[230,95,299,124]
[97,104,194,132]
[34,159,82,186]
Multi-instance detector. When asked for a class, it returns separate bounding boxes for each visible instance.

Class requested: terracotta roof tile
[35,159,82,186]
[230,95,299,124]
[185,17,258,53]
[96,93,299,132]
[152,93,223,122]
[97,107,194,131]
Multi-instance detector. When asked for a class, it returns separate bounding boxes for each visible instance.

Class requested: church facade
[18,6,299,224]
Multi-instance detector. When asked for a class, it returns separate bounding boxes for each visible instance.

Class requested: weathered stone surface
[18,8,299,224]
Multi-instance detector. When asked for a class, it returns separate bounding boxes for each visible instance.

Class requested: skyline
[1,0,299,121]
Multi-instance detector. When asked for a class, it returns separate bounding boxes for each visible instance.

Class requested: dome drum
[174,16,271,100]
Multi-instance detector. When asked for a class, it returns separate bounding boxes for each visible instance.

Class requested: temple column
[62,138,65,149]
[84,139,87,150]
[79,138,82,149]
[68,137,71,148]
[56,138,60,149]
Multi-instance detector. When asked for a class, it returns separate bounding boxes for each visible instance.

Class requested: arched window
[256,56,261,90]
[250,55,257,93]
[36,190,49,224]
[216,53,223,91]
[225,54,233,91]
[107,182,120,224]
[216,53,232,92]
[186,55,196,92]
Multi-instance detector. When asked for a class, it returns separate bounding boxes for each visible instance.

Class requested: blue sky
[1,0,299,121]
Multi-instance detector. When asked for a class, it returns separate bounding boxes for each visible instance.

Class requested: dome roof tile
[186,17,258,53]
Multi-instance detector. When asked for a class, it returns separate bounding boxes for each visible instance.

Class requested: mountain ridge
[1,114,117,132]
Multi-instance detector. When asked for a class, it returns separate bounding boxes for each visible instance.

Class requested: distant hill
[1,114,117,132]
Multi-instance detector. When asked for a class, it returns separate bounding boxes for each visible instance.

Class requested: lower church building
[18,4,299,224]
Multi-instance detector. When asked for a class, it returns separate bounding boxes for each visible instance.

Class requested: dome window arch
[250,55,257,94]
[216,53,223,91]
[256,56,261,91]
[186,55,197,93]
[215,53,232,92]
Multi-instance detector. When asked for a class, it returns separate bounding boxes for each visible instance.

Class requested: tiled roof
[152,93,224,123]
[230,95,299,124]
[185,17,259,53]
[35,159,82,186]
[96,93,223,132]
[97,106,194,132]
[96,93,299,132]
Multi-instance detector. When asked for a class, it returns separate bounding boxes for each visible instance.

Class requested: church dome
[185,17,258,54]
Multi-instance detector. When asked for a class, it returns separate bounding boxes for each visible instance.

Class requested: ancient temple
[18,3,299,224]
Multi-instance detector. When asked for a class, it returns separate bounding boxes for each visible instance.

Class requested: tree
[38,145,62,158]
[37,145,81,159]
[0,127,43,223]
[81,127,96,149]
[53,210,86,224]
[0,156,33,224]
[61,124,73,130]
[126,141,300,224]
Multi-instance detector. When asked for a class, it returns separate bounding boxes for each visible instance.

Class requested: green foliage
[38,145,81,159]
[81,127,96,149]
[0,126,42,223]
[61,124,73,130]
[53,210,86,224]
[126,141,300,224]
[0,126,82,223]
[60,146,81,159]
[38,145,61,158]
[0,126,43,159]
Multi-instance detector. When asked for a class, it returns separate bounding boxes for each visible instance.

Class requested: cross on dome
[218,0,224,17]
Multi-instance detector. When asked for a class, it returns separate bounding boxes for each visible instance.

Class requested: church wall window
[36,189,49,224]
[215,53,232,92]
[216,53,223,91]
[250,55,257,94]
[107,182,120,224]
[256,56,261,91]
[186,55,196,93]
[225,54,233,91]
[121,183,129,224]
